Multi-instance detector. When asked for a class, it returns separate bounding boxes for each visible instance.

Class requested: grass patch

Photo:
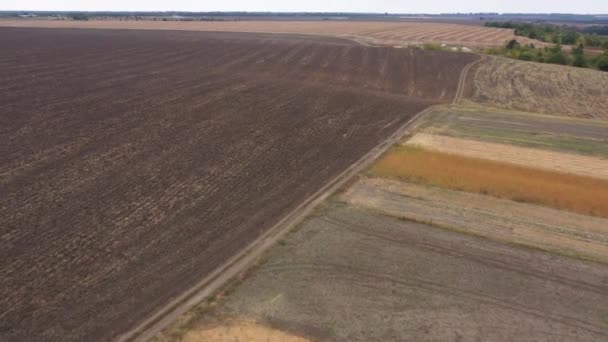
[417,105,608,158]
[441,125,608,158]
[371,146,608,218]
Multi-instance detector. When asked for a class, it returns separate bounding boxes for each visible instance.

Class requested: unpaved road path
[453,55,485,105]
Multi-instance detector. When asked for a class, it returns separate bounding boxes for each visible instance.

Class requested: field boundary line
[453,54,485,105]
[118,104,439,342]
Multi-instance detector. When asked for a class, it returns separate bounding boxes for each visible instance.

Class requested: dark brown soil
[0,28,475,341]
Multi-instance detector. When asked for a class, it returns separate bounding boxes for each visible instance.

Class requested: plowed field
[0,20,517,47]
[0,28,474,341]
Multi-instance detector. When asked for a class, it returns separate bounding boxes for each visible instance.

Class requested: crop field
[157,202,608,341]
[0,19,518,47]
[412,105,608,157]
[0,27,475,341]
[406,133,608,180]
[371,146,608,218]
[346,178,608,264]
[467,57,608,119]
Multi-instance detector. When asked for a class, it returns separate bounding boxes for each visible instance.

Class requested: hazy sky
[2,1,607,14]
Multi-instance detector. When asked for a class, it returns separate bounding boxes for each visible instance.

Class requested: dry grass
[469,57,608,119]
[371,146,608,218]
[181,320,310,342]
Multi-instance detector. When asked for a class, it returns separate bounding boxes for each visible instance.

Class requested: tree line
[486,40,608,72]
[485,21,608,50]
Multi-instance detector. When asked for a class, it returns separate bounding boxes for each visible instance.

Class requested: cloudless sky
[2,1,607,14]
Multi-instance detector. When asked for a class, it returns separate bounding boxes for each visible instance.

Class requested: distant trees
[486,21,608,49]
[561,30,578,45]
[582,25,608,36]
[70,13,89,21]
[486,40,607,72]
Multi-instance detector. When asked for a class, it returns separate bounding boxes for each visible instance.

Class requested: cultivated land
[467,57,608,119]
[411,105,608,157]
[0,19,518,47]
[157,202,608,341]
[346,178,608,264]
[0,28,475,341]
[371,146,608,218]
[406,133,608,180]
[136,16,608,341]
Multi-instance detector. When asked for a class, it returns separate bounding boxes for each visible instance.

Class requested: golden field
[371,146,608,218]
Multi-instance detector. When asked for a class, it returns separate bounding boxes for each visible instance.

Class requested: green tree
[561,30,578,45]
[546,47,569,65]
[572,54,587,67]
[571,44,587,67]
[518,51,534,61]
[506,39,520,50]
[536,50,545,62]
[597,55,608,71]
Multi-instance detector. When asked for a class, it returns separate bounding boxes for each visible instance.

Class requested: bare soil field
[406,133,608,180]
[346,177,608,264]
[158,202,608,341]
[0,28,475,341]
[0,19,517,47]
[411,105,608,157]
[466,57,608,119]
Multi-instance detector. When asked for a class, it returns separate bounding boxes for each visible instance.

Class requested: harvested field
[0,28,475,341]
[0,19,518,47]
[371,146,608,218]
[162,203,608,341]
[412,105,608,157]
[346,178,608,264]
[406,133,608,180]
[467,57,608,119]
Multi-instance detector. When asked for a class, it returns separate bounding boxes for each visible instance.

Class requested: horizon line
[2,10,608,16]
